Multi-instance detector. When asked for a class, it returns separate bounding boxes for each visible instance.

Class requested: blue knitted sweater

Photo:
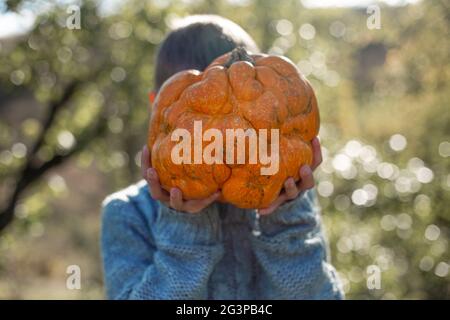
[101,180,344,299]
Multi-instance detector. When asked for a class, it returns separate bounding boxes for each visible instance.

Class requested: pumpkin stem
[224,47,255,67]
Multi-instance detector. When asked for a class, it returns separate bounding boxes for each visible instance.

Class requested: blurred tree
[0,0,448,299]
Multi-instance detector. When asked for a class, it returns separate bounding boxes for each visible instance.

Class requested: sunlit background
[0,0,448,299]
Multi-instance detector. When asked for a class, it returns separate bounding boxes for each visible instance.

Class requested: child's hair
[154,15,259,91]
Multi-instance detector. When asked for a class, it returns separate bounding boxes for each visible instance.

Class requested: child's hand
[258,137,323,215]
[141,145,221,214]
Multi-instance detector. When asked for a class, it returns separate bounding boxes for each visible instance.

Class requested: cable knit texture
[101,180,344,300]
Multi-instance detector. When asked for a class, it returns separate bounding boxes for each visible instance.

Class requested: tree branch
[0,82,107,232]
[30,82,80,156]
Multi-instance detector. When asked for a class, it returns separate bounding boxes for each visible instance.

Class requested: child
[101,15,344,300]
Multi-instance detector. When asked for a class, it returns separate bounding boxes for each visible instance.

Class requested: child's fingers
[258,194,287,215]
[141,145,150,179]
[185,191,221,213]
[311,137,323,170]
[147,168,169,202]
[169,188,183,211]
[297,165,314,191]
[284,177,299,200]
[260,167,314,215]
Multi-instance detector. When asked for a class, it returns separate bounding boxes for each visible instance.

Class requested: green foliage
[0,0,448,299]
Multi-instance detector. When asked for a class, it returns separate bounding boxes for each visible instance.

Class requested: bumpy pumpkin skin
[148,48,319,209]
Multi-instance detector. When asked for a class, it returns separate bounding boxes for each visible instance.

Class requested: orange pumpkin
[148,47,319,208]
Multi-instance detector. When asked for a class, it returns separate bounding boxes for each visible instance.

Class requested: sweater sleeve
[249,189,344,299]
[101,198,224,300]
